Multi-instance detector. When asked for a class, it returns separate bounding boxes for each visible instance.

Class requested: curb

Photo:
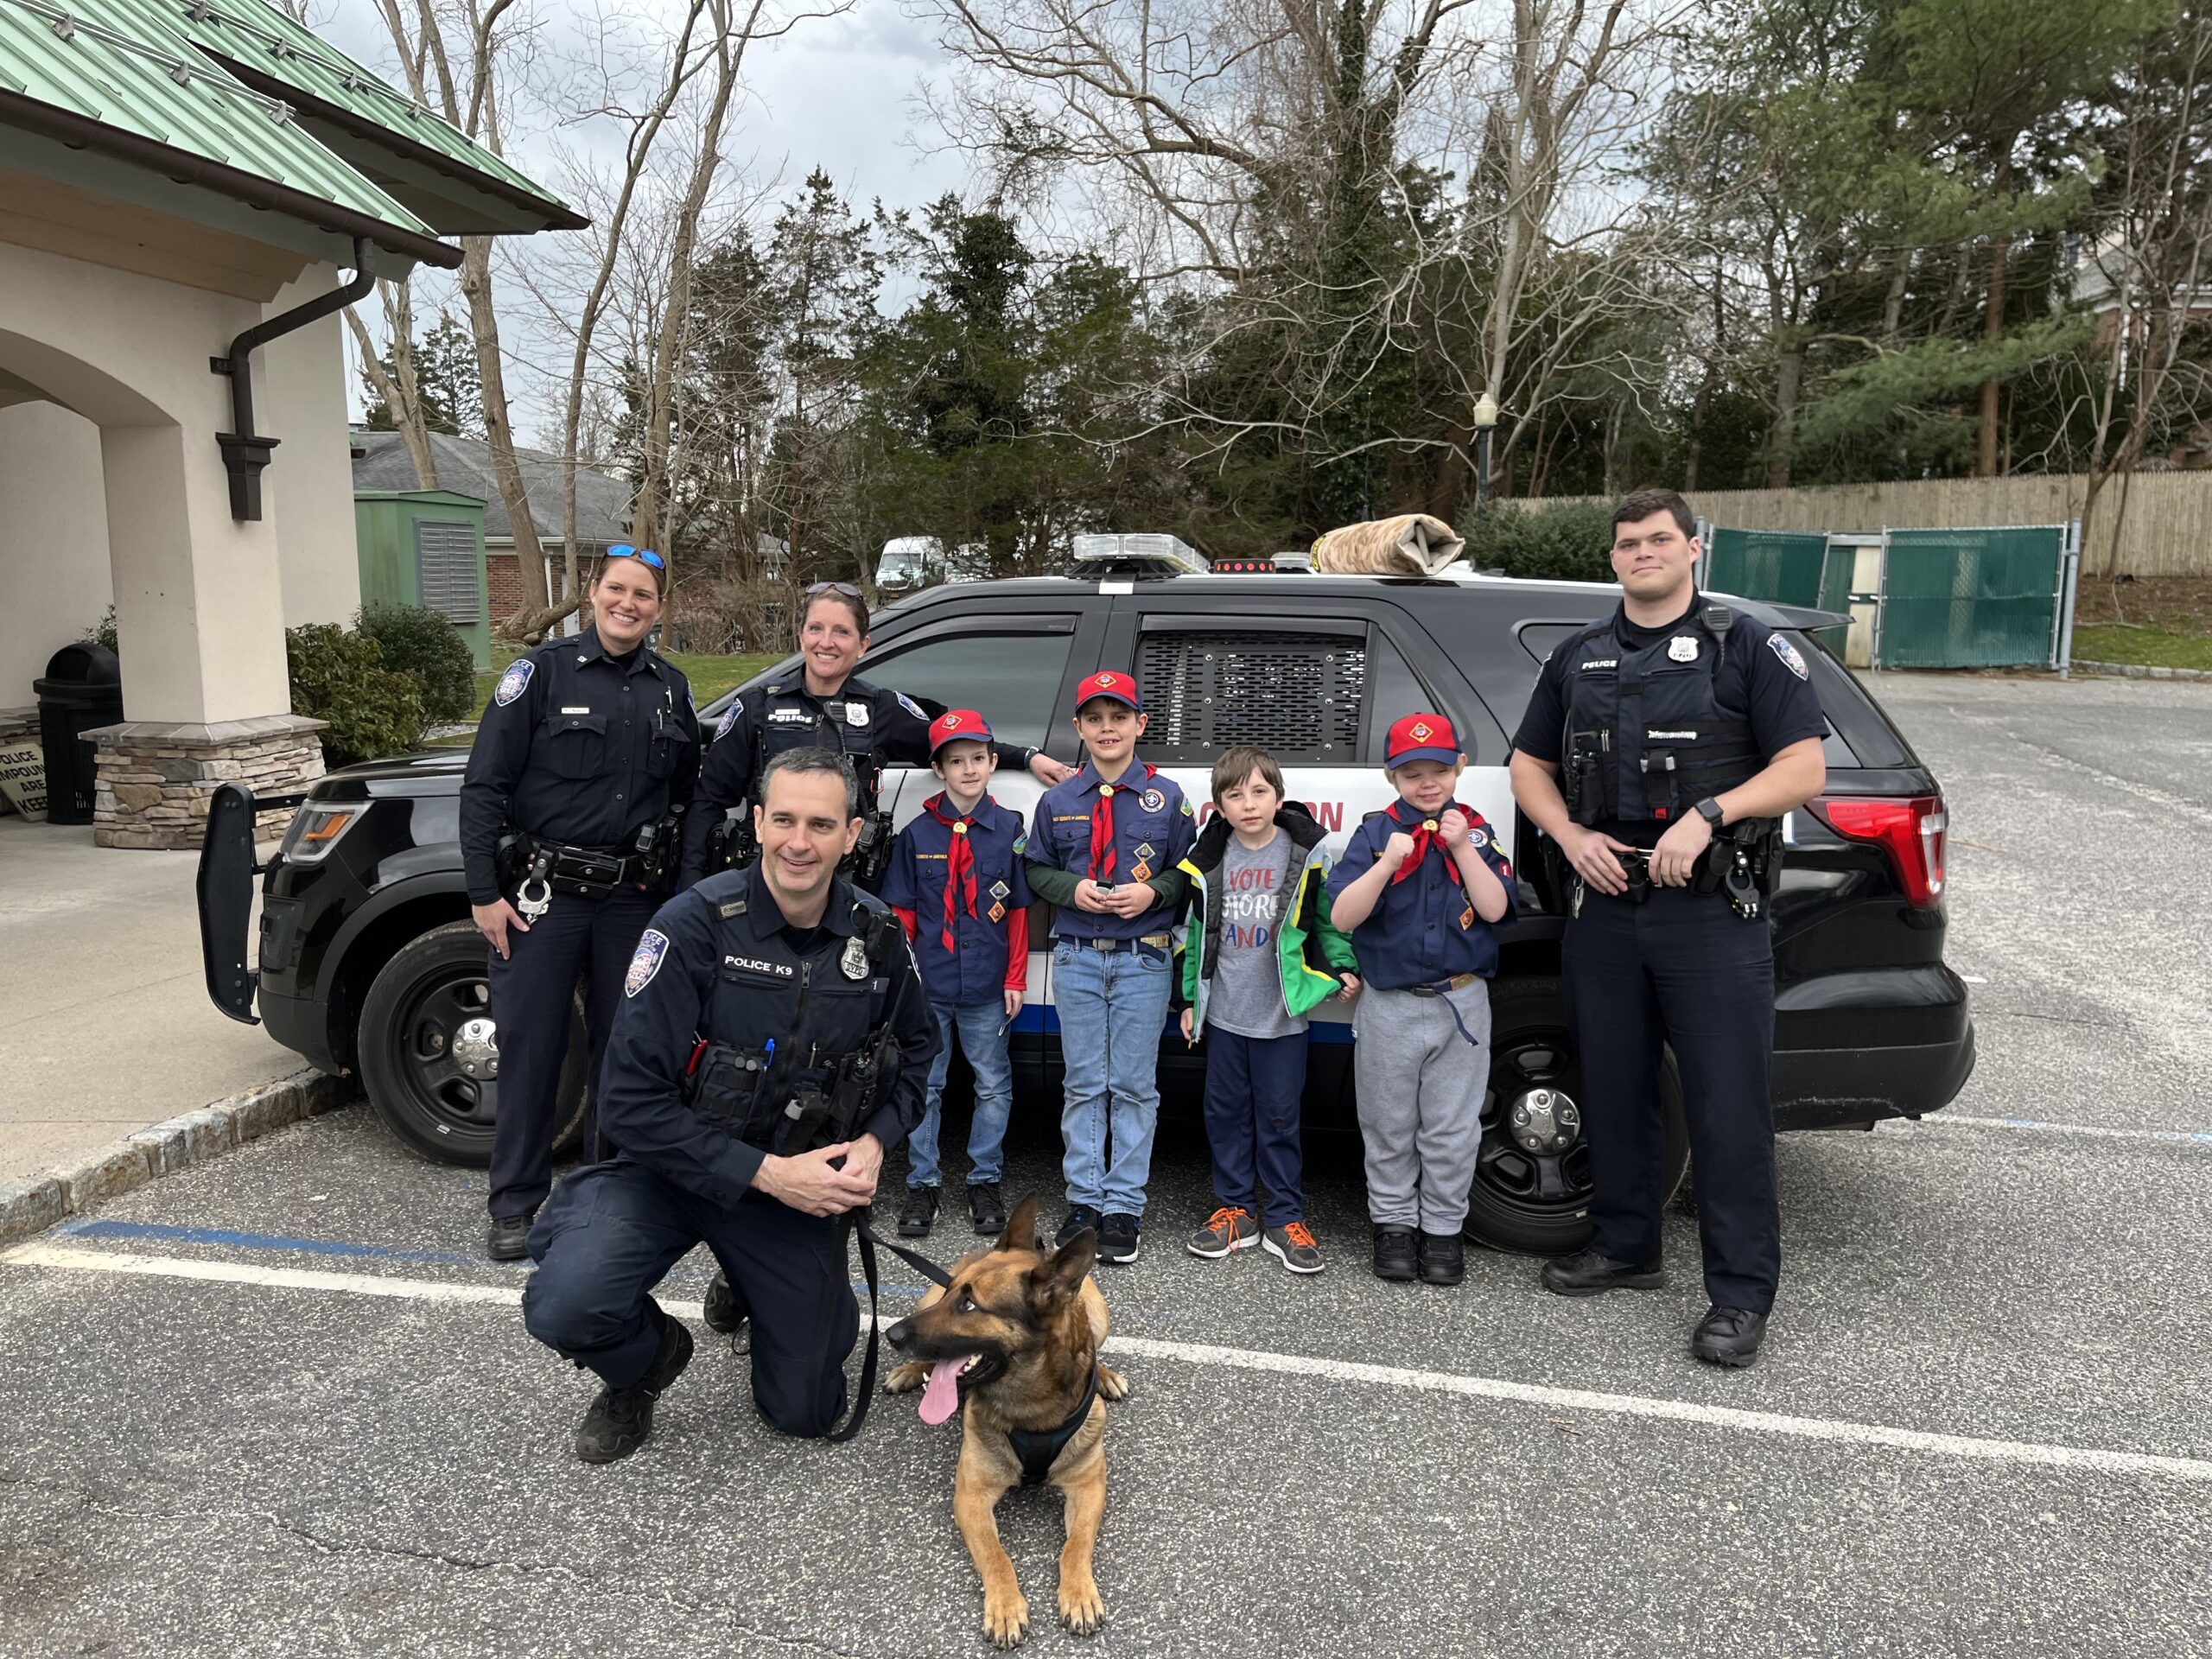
[0,1069,360,1244]
[2074,659,2212,683]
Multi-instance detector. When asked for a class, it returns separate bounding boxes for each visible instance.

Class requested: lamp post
[1473,392,1500,508]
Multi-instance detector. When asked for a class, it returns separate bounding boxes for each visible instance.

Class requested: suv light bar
[1071,533,1210,575]
[1811,793,1948,908]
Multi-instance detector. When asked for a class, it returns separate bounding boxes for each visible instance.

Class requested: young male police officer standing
[1509,489,1826,1368]
[461,547,700,1263]
[522,748,938,1460]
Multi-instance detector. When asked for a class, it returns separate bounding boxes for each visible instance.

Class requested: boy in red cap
[1326,712,1516,1287]
[1023,671,1196,1265]
[880,710,1033,1238]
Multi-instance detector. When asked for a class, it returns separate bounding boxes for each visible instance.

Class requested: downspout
[211,237,377,521]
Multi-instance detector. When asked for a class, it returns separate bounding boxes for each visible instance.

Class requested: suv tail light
[1811,794,1947,908]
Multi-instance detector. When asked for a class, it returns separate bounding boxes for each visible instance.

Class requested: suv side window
[860,616,1083,753]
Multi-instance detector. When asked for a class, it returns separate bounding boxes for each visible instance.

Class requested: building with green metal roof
[0,0,580,845]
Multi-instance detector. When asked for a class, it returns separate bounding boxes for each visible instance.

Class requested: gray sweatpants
[1352,981,1492,1234]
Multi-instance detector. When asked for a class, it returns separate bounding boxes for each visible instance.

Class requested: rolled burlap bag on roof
[1308,512,1465,576]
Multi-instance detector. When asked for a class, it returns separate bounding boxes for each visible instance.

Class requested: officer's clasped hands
[1556,823,1637,895]
[757,1134,887,1218]
[1648,810,1714,887]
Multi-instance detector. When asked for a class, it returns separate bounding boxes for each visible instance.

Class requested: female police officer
[680,582,1073,888]
[461,546,700,1262]
[522,747,937,1459]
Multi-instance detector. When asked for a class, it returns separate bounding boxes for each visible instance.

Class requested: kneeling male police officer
[522,747,938,1460]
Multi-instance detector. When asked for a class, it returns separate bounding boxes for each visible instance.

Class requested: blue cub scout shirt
[1028,761,1196,941]
[881,793,1033,1007]
[1325,799,1517,990]
[459,627,700,906]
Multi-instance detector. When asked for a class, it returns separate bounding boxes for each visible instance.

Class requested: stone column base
[83,715,327,849]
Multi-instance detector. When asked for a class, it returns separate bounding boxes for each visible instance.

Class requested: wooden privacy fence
[1518,473,2212,577]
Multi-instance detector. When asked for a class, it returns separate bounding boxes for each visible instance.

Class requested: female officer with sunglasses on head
[461,545,701,1262]
[680,582,1073,889]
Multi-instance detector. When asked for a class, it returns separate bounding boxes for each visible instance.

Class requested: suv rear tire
[357,921,588,1167]
[1463,974,1689,1255]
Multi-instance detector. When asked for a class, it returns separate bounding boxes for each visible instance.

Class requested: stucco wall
[259,267,362,629]
[0,400,111,708]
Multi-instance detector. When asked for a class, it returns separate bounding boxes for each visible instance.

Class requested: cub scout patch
[988,880,1010,899]
[1769,633,1810,680]
[716,696,743,739]
[1470,826,1489,849]
[1459,906,1475,930]
[1180,798,1194,817]
[988,901,1006,923]
[1012,832,1029,855]
[494,658,534,707]
[625,929,670,996]
[1135,842,1155,861]
[1140,789,1166,813]
[1131,861,1152,880]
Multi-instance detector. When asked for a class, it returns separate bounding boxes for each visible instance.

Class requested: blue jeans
[907,1000,1016,1187]
[1052,938,1174,1219]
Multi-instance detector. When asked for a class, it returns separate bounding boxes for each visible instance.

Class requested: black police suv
[200,563,1972,1254]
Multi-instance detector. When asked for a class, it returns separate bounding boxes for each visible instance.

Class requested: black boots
[575,1306,694,1465]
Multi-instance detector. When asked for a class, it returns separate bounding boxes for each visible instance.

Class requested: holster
[706,808,759,875]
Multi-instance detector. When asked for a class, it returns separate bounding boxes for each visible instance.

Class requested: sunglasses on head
[805,581,862,598]
[607,544,666,571]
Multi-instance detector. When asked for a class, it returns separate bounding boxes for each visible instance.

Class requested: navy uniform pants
[522,1159,859,1438]
[485,886,661,1221]
[1561,881,1781,1313]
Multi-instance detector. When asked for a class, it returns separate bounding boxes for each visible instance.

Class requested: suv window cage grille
[1136,628,1364,762]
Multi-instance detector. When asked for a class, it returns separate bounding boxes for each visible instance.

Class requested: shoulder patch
[895,691,926,720]
[1013,830,1030,855]
[624,929,671,997]
[1180,798,1194,817]
[1767,634,1810,681]
[716,696,743,739]
[493,658,535,707]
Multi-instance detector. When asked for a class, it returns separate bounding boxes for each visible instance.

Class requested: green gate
[1876,525,2069,670]
[1704,527,1834,607]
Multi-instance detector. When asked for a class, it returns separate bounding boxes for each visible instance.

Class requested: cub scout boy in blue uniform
[1023,670,1195,1266]
[1327,712,1516,1287]
[880,709,1032,1241]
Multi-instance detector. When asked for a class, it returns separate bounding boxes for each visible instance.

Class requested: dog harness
[1007,1365,1102,1486]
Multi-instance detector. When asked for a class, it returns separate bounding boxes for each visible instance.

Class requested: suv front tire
[356,921,588,1166]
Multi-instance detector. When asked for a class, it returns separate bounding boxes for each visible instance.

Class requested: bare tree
[346,276,441,488]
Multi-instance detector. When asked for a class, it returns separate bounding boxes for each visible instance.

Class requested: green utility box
[353,491,493,667]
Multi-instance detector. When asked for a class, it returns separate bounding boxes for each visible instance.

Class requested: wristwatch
[1694,797,1727,830]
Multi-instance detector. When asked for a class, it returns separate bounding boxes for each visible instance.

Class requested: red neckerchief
[1085,763,1155,882]
[927,792,982,952]
[1388,798,1467,886]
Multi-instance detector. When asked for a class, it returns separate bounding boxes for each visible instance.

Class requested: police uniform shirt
[594,863,938,1208]
[1511,594,1827,849]
[1027,760,1196,941]
[1326,800,1517,989]
[880,793,1033,1007]
[460,628,700,905]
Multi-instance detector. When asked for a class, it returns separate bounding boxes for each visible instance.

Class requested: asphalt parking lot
[4,671,2210,1658]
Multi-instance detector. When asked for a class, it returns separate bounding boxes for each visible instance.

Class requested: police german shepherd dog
[884,1194,1128,1648]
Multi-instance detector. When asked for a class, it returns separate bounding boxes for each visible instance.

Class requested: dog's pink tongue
[918,1360,963,1426]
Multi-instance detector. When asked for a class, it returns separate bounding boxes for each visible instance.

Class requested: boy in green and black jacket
[1174,745,1360,1274]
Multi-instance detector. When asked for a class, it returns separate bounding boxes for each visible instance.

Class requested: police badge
[842,936,870,980]
[846,702,870,728]
[1669,636,1700,663]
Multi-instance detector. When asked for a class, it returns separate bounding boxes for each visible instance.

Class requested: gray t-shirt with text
[1204,830,1301,1040]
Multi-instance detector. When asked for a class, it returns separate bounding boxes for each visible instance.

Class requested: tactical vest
[1559,605,1763,825]
[683,886,907,1156]
[756,679,887,804]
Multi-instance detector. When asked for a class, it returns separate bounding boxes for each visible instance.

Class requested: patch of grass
[2069,624,2212,671]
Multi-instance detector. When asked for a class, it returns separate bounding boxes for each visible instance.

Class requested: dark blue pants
[485,886,661,1220]
[522,1159,859,1438]
[1200,1027,1309,1227]
[1561,883,1780,1313]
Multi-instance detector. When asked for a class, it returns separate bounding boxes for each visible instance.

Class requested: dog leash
[824,1215,955,1444]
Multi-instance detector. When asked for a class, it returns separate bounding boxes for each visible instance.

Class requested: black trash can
[35,643,124,825]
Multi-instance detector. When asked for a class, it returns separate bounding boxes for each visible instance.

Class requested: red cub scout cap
[1386,711,1460,769]
[1072,670,1143,714]
[929,709,995,755]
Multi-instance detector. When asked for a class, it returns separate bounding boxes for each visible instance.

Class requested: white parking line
[1935,1115,2212,1147]
[10,1240,2212,1486]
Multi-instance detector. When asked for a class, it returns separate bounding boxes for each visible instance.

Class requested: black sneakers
[967,1182,1007,1236]
[702,1270,748,1337]
[1540,1248,1668,1297]
[1691,1305,1769,1369]
[1417,1231,1465,1287]
[1371,1225,1419,1281]
[1055,1204,1104,1250]
[1096,1212,1141,1265]
[485,1211,535,1263]
[899,1185,941,1237]
[575,1307,693,1465]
